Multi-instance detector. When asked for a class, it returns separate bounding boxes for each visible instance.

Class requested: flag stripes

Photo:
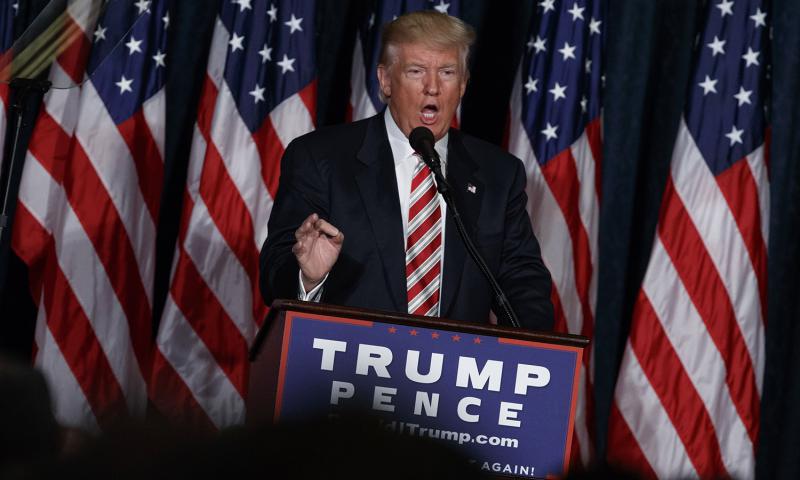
[151,0,317,428]
[608,0,768,474]
[509,101,599,464]
[10,1,168,429]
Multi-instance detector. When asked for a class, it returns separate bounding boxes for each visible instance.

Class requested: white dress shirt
[298,109,448,303]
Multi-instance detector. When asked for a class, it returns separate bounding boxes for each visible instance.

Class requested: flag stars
[234,0,252,12]
[524,76,538,95]
[368,13,375,29]
[750,8,767,28]
[125,36,143,55]
[531,36,547,54]
[409,329,419,336]
[589,17,602,35]
[742,47,760,67]
[431,332,440,339]
[433,0,450,14]
[549,82,567,101]
[580,96,588,113]
[134,0,150,15]
[539,0,555,13]
[258,44,272,63]
[277,54,296,73]
[267,3,277,22]
[585,58,592,73]
[94,25,106,42]
[249,84,265,104]
[734,86,753,106]
[567,2,585,21]
[725,125,744,146]
[284,14,303,34]
[162,12,169,28]
[707,36,726,56]
[716,0,733,17]
[559,42,576,61]
[229,32,245,52]
[451,335,461,342]
[152,50,166,68]
[541,122,559,141]
[116,75,133,94]
[698,75,718,95]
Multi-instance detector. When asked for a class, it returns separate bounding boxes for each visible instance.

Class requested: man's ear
[377,64,391,98]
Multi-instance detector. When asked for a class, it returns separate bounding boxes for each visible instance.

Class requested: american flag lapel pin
[467,183,477,194]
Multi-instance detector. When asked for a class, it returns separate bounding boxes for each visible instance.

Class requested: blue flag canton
[90,0,169,125]
[0,0,16,53]
[520,0,603,166]
[686,0,768,176]
[220,0,316,134]
[359,0,461,113]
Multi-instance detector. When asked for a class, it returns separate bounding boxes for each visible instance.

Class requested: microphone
[409,126,446,194]
[409,126,440,168]
[408,127,521,329]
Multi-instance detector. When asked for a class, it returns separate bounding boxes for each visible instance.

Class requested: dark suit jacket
[259,114,554,331]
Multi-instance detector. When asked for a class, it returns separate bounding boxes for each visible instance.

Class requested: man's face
[377,42,467,141]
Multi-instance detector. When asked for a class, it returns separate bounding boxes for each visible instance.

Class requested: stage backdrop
[0,1,798,479]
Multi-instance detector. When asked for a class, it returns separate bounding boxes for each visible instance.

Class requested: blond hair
[379,10,475,73]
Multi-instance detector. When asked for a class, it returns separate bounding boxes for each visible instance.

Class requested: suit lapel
[354,116,407,312]
[441,130,483,318]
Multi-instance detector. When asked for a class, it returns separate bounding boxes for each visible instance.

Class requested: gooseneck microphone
[408,126,521,329]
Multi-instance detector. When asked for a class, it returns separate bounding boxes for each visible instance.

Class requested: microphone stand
[0,78,52,242]
[421,154,522,329]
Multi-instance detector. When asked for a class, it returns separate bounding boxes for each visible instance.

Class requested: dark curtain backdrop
[0,1,798,477]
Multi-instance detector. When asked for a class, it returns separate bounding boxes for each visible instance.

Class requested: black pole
[0,78,51,243]
[428,164,522,329]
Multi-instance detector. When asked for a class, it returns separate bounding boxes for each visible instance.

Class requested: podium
[248,300,588,478]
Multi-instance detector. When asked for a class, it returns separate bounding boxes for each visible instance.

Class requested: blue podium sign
[273,311,583,478]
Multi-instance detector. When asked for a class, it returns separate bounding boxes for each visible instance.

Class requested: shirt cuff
[298,271,327,302]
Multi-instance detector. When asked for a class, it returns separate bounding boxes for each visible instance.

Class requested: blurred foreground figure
[48,417,482,480]
[0,356,59,478]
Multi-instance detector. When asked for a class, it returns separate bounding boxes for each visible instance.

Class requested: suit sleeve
[495,158,555,331]
[259,137,329,305]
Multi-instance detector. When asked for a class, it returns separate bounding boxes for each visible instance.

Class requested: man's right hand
[292,213,344,292]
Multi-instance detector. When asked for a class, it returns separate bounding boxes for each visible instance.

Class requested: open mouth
[420,104,439,124]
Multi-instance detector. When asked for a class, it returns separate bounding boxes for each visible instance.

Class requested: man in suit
[260,11,553,331]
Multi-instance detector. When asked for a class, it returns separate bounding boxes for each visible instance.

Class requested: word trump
[312,338,552,427]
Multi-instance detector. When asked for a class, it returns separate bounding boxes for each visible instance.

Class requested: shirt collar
[384,108,448,168]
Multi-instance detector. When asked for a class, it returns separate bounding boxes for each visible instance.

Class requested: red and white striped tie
[406,156,443,316]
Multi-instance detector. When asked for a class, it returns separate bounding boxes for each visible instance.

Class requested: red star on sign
[473,337,482,344]
[388,327,397,334]
[431,332,440,339]
[410,330,419,336]
[452,335,461,342]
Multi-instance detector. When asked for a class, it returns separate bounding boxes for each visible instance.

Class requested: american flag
[149,0,316,429]
[0,0,15,173]
[607,0,768,478]
[10,0,168,430]
[507,0,603,467]
[348,0,461,123]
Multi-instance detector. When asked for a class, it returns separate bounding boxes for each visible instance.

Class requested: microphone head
[409,126,441,171]
[409,126,435,155]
